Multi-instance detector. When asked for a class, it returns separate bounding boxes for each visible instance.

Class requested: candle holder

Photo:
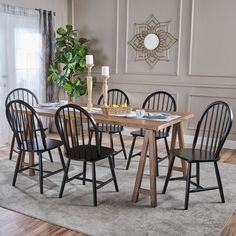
[102,75,110,106]
[86,64,94,112]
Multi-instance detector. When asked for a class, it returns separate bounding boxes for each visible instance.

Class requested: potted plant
[48,25,90,102]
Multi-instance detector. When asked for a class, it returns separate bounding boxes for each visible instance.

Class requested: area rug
[0,151,236,236]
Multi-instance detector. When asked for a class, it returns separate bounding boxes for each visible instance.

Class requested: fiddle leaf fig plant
[48,24,90,98]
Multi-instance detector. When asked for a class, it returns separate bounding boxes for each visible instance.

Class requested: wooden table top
[35,107,194,131]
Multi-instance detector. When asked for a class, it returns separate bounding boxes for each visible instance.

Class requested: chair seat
[171,148,216,163]
[21,138,62,152]
[131,129,168,139]
[91,125,123,133]
[65,145,114,162]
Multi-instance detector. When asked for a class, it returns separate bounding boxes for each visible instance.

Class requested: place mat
[112,112,180,121]
[38,102,60,107]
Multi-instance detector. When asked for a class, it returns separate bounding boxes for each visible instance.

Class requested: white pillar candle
[86,55,93,65]
[101,66,109,76]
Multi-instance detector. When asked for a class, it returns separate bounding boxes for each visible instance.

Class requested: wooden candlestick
[102,75,110,106]
[86,64,94,112]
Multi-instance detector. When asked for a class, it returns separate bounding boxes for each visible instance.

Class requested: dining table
[20,105,194,207]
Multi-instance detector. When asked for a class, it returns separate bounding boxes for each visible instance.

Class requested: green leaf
[64,67,71,77]
[79,59,86,68]
[48,74,53,81]
[56,40,66,48]
[57,27,66,35]
[65,52,73,62]
[66,24,73,31]
[73,89,80,98]
[72,32,78,38]
[74,79,80,86]
[79,38,89,45]
[79,48,85,57]
[79,88,87,96]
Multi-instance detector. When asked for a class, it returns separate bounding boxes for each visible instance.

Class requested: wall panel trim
[108,80,236,89]
[124,0,182,76]
[188,0,236,78]
[187,94,236,134]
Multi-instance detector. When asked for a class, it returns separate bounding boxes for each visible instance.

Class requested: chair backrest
[192,101,233,159]
[97,89,130,106]
[55,104,101,160]
[142,91,177,135]
[5,88,39,107]
[142,91,176,111]
[6,100,46,151]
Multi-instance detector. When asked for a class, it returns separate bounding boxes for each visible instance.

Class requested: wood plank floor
[0,207,85,236]
[221,210,236,236]
[0,133,236,235]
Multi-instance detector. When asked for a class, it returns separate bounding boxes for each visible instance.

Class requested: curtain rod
[35,8,56,16]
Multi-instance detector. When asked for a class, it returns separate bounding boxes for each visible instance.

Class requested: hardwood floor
[221,210,236,236]
[0,207,85,236]
[0,133,236,235]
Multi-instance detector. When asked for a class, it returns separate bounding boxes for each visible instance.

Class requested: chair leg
[99,132,103,146]
[92,162,97,207]
[109,133,115,168]
[83,161,87,185]
[88,130,93,145]
[58,147,65,170]
[119,131,127,160]
[12,150,23,186]
[126,136,137,170]
[59,158,71,198]
[162,155,175,194]
[184,162,192,210]
[9,134,16,160]
[108,156,119,192]
[214,161,225,203]
[196,163,200,185]
[38,153,43,194]
[164,137,170,156]
[48,150,53,162]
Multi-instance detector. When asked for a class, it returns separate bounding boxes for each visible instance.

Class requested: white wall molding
[114,0,120,74]
[108,79,236,89]
[189,0,236,77]
[123,128,236,149]
[187,94,236,134]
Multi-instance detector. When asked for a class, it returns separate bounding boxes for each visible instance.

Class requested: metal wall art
[129,14,177,68]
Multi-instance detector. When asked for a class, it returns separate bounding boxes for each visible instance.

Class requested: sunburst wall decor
[129,14,177,68]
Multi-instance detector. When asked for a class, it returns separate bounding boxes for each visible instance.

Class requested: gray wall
[74,0,236,141]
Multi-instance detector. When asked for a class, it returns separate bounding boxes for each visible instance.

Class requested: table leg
[132,130,157,207]
[171,122,187,176]
[28,152,35,176]
[19,151,25,170]
[132,131,149,203]
[148,130,157,207]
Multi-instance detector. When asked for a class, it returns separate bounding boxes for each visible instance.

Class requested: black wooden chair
[55,104,119,206]
[5,100,65,194]
[162,101,233,210]
[89,89,130,167]
[5,88,53,162]
[126,91,176,175]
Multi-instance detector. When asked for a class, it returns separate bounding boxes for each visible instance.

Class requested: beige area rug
[0,151,236,236]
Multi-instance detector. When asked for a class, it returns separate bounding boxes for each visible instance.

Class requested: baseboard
[123,128,236,150]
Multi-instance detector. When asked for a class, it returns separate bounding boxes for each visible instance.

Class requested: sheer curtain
[0,4,45,100]
[0,4,45,145]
